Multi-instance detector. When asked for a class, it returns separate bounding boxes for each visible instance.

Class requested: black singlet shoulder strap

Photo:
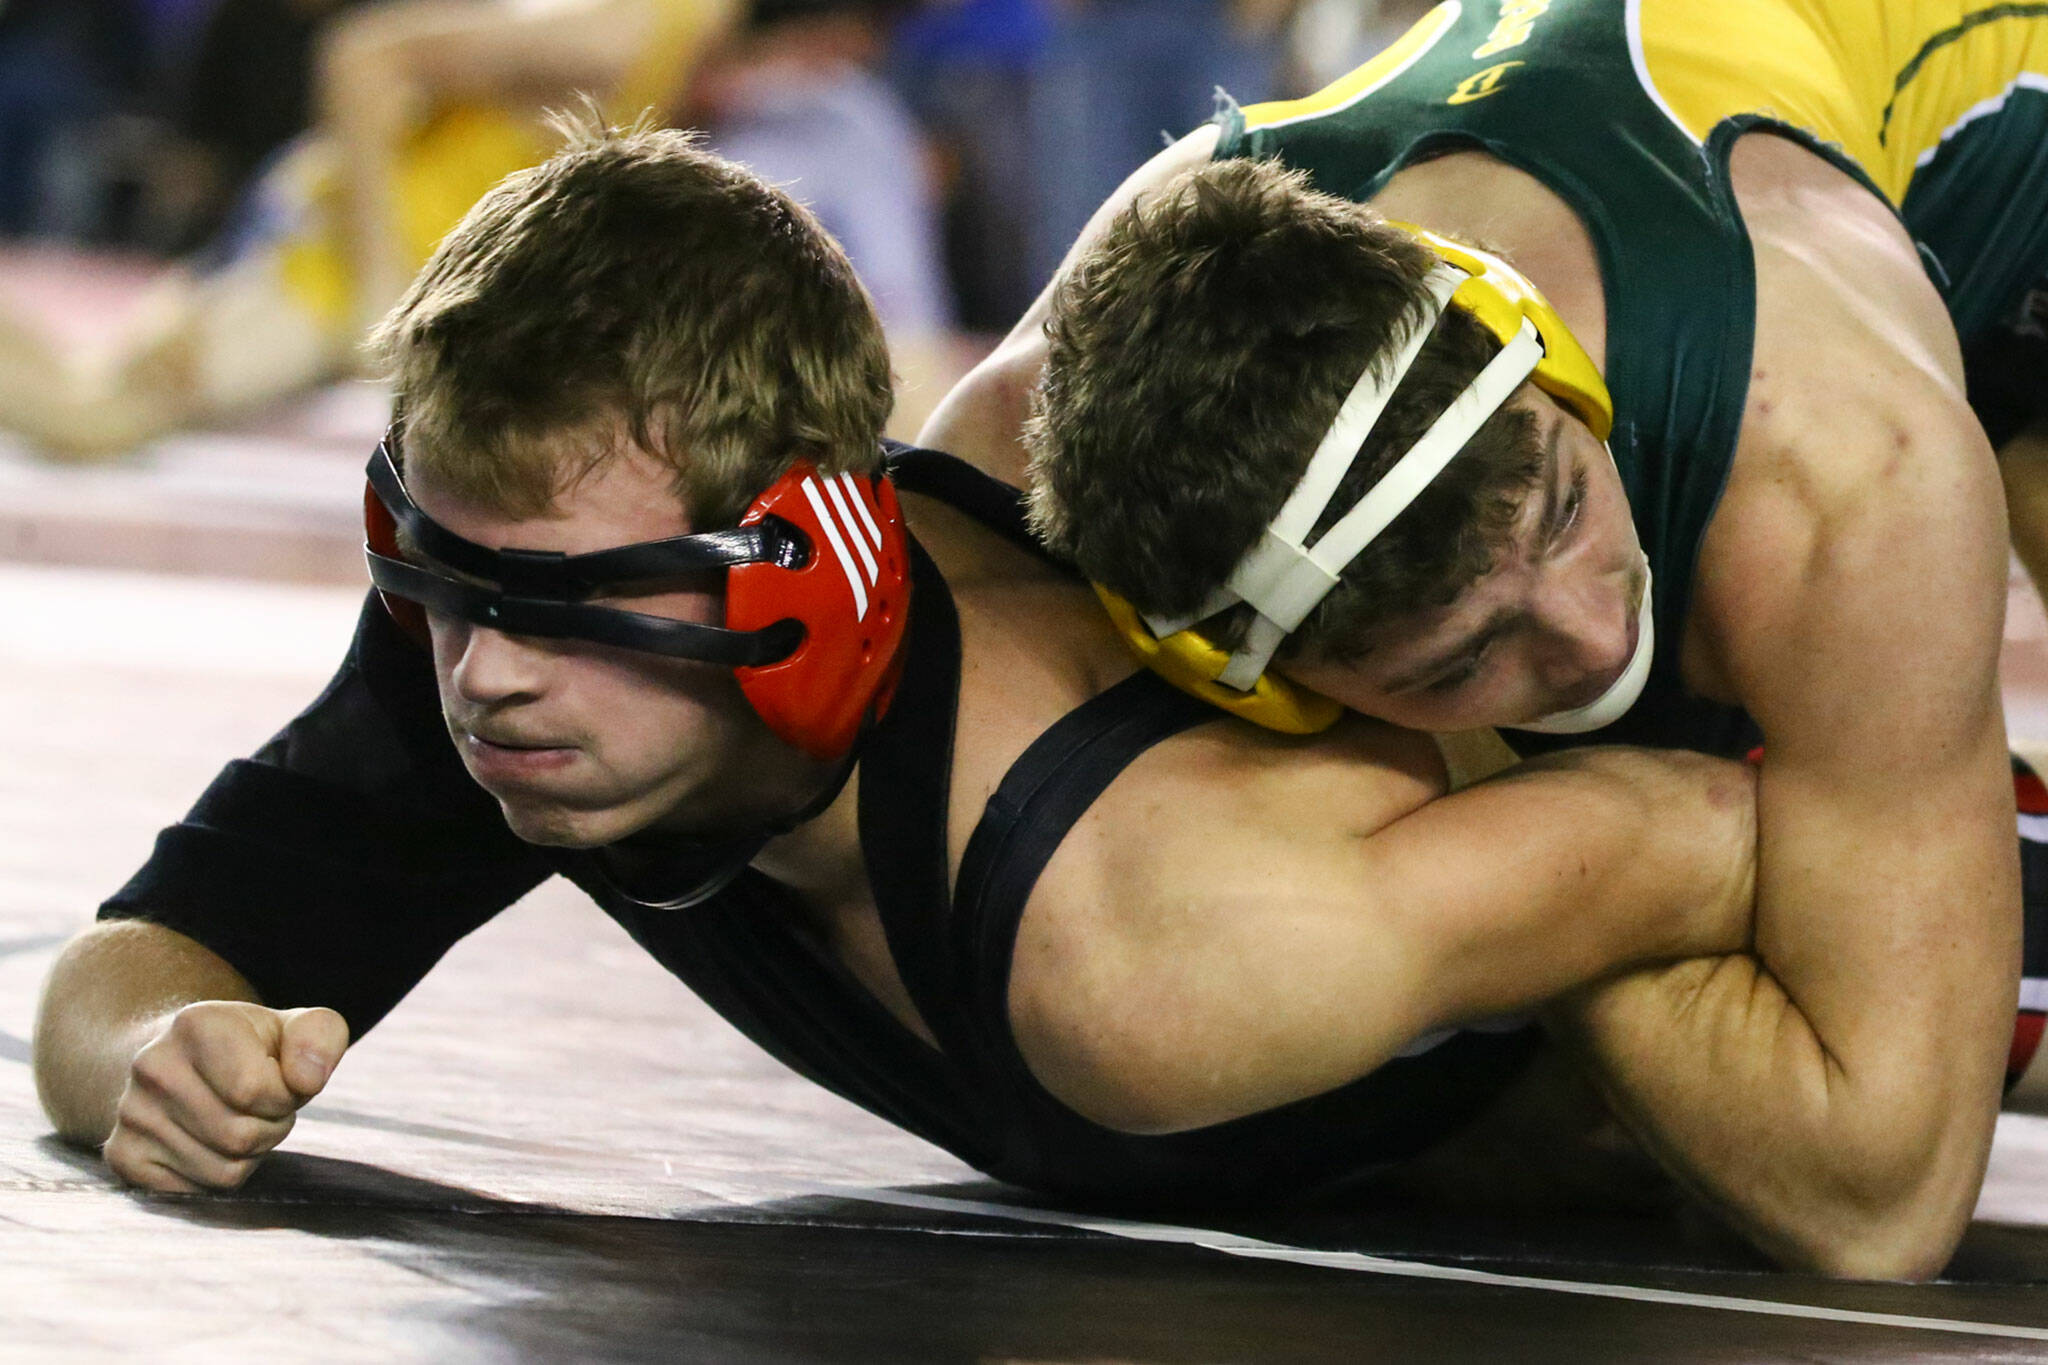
[863,443,1195,1060]
[950,670,1217,1044]
[857,532,975,1049]
[884,442,1046,559]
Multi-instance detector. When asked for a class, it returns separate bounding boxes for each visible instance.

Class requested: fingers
[103,1136,205,1196]
[105,1084,272,1192]
[174,1004,300,1121]
[277,1007,349,1101]
[103,1000,349,1194]
[134,1050,296,1164]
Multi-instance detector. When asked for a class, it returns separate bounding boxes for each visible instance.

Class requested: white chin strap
[1505,563,1654,734]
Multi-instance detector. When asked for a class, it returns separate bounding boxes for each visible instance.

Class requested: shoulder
[1722,131,1997,560]
[1692,134,2005,712]
[1728,129,1971,460]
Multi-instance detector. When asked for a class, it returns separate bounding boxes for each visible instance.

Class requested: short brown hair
[372,113,893,529]
[1025,157,1543,663]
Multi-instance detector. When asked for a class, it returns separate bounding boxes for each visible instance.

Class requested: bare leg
[0,258,342,459]
[0,304,117,457]
[0,140,351,459]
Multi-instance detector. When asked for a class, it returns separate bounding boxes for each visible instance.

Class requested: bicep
[1700,370,2018,1105]
[1012,741,1755,1133]
[1712,381,2014,908]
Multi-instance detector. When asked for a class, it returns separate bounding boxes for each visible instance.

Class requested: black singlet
[100,446,1537,1209]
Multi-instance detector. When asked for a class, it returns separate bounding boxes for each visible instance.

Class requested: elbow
[1767,1143,1980,1281]
[1776,1205,1962,1282]
[31,1002,107,1148]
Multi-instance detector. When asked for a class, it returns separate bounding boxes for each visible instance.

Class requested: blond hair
[372,113,893,529]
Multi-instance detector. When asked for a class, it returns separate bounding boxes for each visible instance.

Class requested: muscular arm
[35,920,261,1145]
[1010,726,1756,1137]
[1556,143,2020,1279]
[317,0,692,331]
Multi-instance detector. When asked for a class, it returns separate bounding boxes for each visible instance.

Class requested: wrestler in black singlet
[97,449,1536,1209]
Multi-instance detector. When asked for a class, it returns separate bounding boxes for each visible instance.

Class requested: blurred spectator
[683,0,970,433]
[0,0,739,457]
[1025,0,1292,291]
[889,0,1048,329]
[1284,0,1441,91]
[164,0,381,247]
[691,0,954,336]
[0,0,150,238]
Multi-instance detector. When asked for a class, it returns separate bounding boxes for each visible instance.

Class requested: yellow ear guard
[1094,582,1344,733]
[1394,223,1613,441]
[1094,223,1613,732]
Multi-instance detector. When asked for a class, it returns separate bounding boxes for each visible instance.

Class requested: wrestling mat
[3,401,2048,1361]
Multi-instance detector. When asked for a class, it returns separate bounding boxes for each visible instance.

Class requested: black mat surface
[6,565,2048,1362]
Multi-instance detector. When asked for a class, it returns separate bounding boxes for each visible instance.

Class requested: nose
[1529,568,1634,696]
[445,619,549,706]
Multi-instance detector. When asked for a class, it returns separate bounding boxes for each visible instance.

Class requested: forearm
[1755,732,2018,1100]
[317,0,656,326]
[1553,726,2017,1279]
[317,8,432,328]
[1554,675,2016,1278]
[319,0,645,112]
[33,920,261,1146]
[1392,744,1759,1021]
[1554,947,1988,1279]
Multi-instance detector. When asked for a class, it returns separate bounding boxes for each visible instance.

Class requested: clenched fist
[104,1002,349,1193]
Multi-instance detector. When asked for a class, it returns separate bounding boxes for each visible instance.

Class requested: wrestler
[24,120,2000,1283]
[934,0,2048,1260]
[0,0,733,457]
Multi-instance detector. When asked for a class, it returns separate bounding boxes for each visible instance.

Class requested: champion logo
[800,473,885,620]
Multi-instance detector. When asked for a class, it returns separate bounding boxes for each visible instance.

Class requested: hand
[104,1002,349,1193]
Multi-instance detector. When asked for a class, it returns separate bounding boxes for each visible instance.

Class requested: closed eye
[1549,464,1588,551]
[1425,641,1491,694]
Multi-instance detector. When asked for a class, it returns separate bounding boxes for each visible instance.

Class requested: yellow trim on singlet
[1242,1,1464,130]
[1634,0,2048,204]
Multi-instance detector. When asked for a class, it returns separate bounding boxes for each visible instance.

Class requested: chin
[493,797,643,850]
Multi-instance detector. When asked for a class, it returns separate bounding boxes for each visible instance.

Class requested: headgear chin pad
[727,462,910,761]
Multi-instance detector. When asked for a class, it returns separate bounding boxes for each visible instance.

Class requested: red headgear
[364,443,911,762]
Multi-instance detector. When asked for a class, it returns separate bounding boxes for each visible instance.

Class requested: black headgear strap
[365,437,807,666]
[580,747,860,911]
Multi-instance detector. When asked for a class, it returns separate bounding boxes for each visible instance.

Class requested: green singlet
[1214,0,2048,752]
